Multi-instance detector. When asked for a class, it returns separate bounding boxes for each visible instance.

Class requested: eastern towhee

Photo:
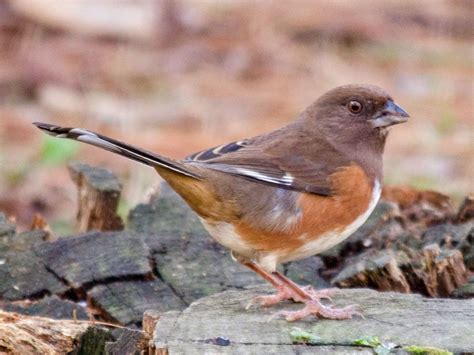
[34,84,409,321]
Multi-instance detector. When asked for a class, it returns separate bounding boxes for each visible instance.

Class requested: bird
[33,84,409,321]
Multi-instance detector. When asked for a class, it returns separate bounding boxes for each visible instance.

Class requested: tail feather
[33,122,201,179]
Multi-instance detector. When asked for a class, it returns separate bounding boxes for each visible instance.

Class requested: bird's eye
[348,101,363,114]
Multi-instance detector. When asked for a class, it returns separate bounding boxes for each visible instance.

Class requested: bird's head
[302,84,409,147]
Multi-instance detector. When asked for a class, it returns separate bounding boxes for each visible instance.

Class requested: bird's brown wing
[185,135,350,196]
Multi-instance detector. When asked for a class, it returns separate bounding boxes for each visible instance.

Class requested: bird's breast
[280,178,381,263]
[233,164,380,262]
[196,164,381,272]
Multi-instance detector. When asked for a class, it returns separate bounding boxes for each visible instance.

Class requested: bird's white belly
[199,218,255,258]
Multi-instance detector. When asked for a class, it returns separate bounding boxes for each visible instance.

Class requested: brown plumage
[33,84,409,321]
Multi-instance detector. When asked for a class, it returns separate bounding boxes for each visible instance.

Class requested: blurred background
[0,0,472,233]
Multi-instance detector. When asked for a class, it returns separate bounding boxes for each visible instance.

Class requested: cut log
[332,245,468,297]
[284,256,330,289]
[104,328,147,355]
[0,310,89,354]
[34,231,153,290]
[0,249,68,301]
[332,251,411,293]
[0,310,147,354]
[2,295,89,321]
[68,162,124,233]
[146,285,474,354]
[451,276,474,298]
[30,213,55,241]
[0,213,15,238]
[456,194,474,223]
[382,185,455,225]
[421,243,467,297]
[87,279,185,326]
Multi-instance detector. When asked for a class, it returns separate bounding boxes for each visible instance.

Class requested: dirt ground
[0,0,472,232]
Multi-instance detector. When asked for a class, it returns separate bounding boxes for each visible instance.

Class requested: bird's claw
[301,286,338,304]
[246,292,290,309]
[269,302,362,322]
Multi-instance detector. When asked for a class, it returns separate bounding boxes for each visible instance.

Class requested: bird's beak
[370,101,410,128]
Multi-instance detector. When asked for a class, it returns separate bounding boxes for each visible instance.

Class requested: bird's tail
[33,122,201,179]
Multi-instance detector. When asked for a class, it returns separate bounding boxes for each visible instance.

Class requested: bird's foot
[246,284,336,309]
[271,300,362,322]
[246,285,302,309]
[301,286,337,304]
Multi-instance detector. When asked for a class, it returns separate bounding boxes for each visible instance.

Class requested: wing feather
[185,135,346,196]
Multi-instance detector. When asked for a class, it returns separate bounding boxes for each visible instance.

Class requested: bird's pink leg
[273,271,337,303]
[240,260,361,321]
[239,259,305,308]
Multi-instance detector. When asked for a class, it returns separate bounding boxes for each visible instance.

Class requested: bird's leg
[239,259,308,308]
[239,259,361,321]
[270,271,362,321]
[240,260,333,305]
[272,271,337,303]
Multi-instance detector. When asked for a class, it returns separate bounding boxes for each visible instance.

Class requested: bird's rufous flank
[34,84,409,321]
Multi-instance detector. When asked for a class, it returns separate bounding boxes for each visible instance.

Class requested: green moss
[289,327,320,345]
[404,345,452,355]
[72,327,113,355]
[352,336,396,354]
[353,336,381,347]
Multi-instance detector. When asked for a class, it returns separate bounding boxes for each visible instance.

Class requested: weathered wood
[143,310,162,354]
[0,249,68,300]
[0,310,89,354]
[88,279,185,326]
[2,295,89,320]
[0,219,66,302]
[148,285,474,354]
[456,194,474,223]
[152,310,182,355]
[332,250,411,293]
[69,162,124,233]
[284,256,330,289]
[30,213,55,241]
[382,185,455,225]
[0,213,15,238]
[34,231,152,290]
[421,243,467,297]
[0,310,147,354]
[0,213,16,253]
[452,276,474,298]
[143,310,161,337]
[104,328,147,355]
[71,327,114,355]
[333,244,467,297]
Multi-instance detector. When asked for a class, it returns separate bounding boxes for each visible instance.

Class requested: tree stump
[147,285,474,354]
[0,310,89,354]
[0,310,146,354]
[68,162,124,232]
